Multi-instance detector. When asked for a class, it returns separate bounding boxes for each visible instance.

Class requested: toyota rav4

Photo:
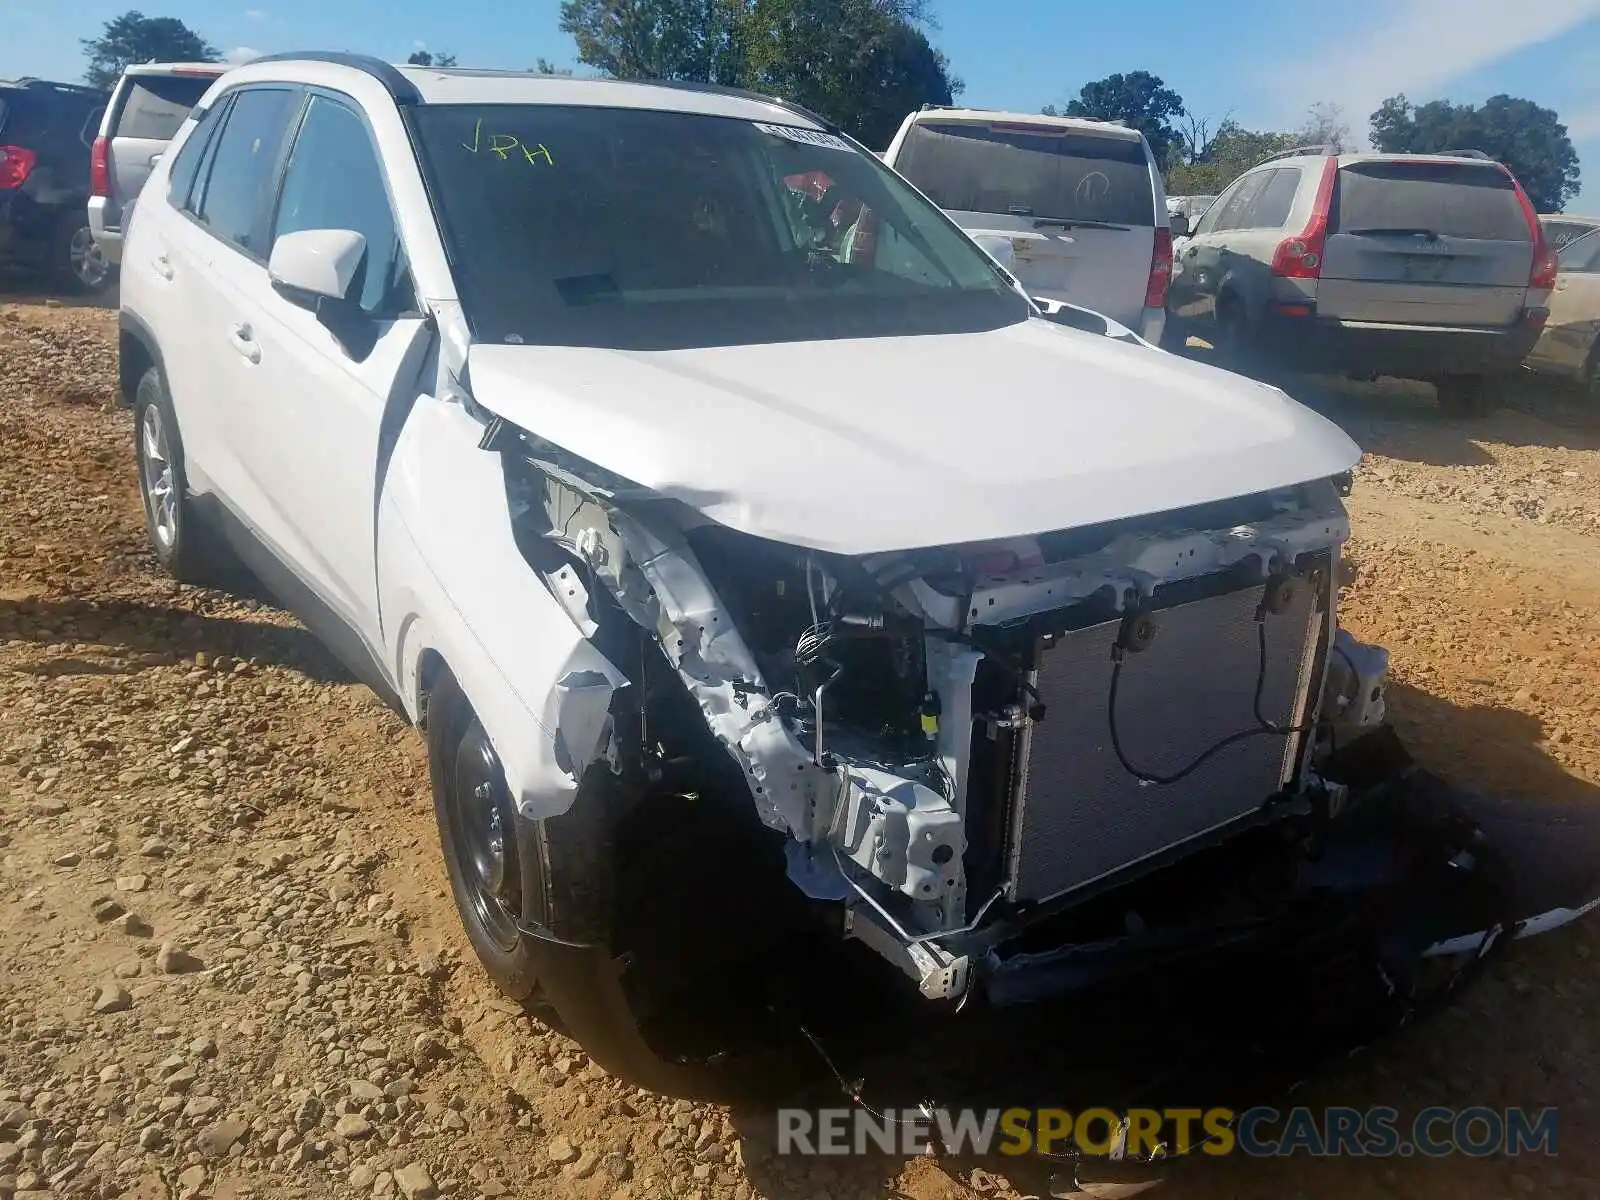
[118,54,1600,1119]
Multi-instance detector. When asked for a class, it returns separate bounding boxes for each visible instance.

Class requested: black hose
[1109,616,1312,786]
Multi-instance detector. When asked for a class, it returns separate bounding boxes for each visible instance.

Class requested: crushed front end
[497,430,1598,1110]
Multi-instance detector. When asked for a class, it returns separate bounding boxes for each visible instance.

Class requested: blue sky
[5,0,1600,208]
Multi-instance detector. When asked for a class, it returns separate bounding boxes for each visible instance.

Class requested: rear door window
[1208,172,1269,233]
[168,95,230,207]
[894,120,1155,226]
[190,87,299,256]
[1250,168,1301,229]
[1331,162,1528,241]
[115,75,217,141]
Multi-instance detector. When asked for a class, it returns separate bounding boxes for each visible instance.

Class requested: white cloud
[412,39,427,50]
[225,46,262,63]
[1272,0,1600,143]
[244,8,267,20]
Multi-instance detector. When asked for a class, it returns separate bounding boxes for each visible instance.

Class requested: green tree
[1166,120,1294,194]
[1048,71,1187,165]
[559,0,749,85]
[557,0,959,144]
[406,50,458,67]
[81,10,219,89]
[532,56,575,75]
[745,0,958,146]
[1370,92,1580,212]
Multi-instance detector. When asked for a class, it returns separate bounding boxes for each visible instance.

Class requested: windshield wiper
[1032,216,1131,231]
[1347,226,1443,240]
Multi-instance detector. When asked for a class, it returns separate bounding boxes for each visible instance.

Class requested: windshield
[411,105,1027,349]
[1330,162,1528,241]
[892,120,1156,226]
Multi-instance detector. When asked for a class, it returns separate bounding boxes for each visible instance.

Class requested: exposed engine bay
[491,418,1432,1014]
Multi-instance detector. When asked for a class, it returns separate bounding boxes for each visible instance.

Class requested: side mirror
[1169,213,1191,238]
[268,228,367,308]
[971,232,1016,271]
[269,228,378,360]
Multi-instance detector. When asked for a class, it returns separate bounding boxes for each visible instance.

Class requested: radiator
[1004,576,1323,904]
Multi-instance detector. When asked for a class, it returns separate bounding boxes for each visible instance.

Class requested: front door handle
[227,322,262,365]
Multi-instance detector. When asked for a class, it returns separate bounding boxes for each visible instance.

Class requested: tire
[1435,375,1496,417]
[132,366,229,584]
[1581,345,1600,403]
[428,670,545,1003]
[424,669,787,1099]
[55,214,114,295]
[1211,298,1260,377]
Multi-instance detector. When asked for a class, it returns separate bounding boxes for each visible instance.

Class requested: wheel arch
[376,395,630,824]
[118,311,163,409]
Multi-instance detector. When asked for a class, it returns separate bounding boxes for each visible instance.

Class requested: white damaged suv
[119,54,1599,1111]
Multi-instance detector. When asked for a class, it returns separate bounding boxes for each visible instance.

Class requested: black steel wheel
[429,674,541,1000]
[447,718,525,956]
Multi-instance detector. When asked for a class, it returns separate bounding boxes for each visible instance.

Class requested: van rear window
[115,75,215,140]
[1331,162,1528,242]
[894,121,1155,226]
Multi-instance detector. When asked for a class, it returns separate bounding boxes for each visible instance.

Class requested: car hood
[466,318,1360,555]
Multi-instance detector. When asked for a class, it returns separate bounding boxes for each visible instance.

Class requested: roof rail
[244,51,421,104]
[649,78,841,135]
[1432,147,1495,160]
[1256,143,1338,166]
[12,77,107,96]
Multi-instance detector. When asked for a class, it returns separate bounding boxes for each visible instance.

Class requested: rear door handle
[227,323,262,365]
[153,254,174,281]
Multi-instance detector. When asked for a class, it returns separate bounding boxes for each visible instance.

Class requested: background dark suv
[0,78,111,293]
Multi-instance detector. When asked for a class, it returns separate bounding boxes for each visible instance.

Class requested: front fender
[377,393,627,818]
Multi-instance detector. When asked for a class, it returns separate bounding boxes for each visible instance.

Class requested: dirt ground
[2,291,1599,1200]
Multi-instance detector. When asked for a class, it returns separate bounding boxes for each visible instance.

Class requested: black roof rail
[1256,143,1338,166]
[646,78,841,135]
[244,51,421,104]
[10,77,108,96]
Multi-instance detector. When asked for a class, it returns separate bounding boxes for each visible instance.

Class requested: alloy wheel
[69,225,110,290]
[138,402,177,551]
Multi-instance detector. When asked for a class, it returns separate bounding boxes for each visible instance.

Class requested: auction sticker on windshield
[753,122,854,152]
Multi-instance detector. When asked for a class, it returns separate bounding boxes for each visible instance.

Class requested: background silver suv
[87,62,225,270]
[1166,147,1557,415]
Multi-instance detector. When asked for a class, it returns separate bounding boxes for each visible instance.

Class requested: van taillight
[90,136,110,198]
[0,145,37,190]
[1144,225,1173,308]
[1271,157,1338,279]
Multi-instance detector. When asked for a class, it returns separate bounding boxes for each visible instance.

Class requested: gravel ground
[2,295,1599,1200]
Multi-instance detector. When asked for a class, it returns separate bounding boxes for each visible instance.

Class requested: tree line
[79,6,1583,211]
[1075,70,1579,213]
